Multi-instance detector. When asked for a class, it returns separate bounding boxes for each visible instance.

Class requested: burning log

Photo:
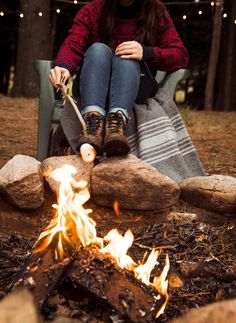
[11,165,170,320]
[66,246,166,322]
[12,248,73,306]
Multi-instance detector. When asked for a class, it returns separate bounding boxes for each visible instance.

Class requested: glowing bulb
[74,0,78,4]
[19,13,24,18]
[211,1,214,6]
[234,19,236,24]
[56,9,60,14]
[183,15,187,20]
[198,10,202,15]
[223,13,227,18]
[0,11,4,16]
[38,11,43,17]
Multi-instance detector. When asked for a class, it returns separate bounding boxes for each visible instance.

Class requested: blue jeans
[79,43,141,119]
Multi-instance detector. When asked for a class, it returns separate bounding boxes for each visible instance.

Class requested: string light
[0,1,235,27]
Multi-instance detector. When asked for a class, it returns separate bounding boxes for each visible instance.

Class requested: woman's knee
[112,55,140,74]
[85,42,113,60]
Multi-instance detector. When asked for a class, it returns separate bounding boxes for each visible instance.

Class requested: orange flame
[134,249,160,285]
[33,165,103,259]
[113,200,120,217]
[100,229,136,270]
[152,254,170,318]
[33,165,170,317]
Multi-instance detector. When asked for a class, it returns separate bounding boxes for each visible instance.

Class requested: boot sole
[103,139,130,156]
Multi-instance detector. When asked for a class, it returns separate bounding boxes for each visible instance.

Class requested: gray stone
[0,154,44,209]
[180,175,236,214]
[91,155,180,210]
[167,212,198,222]
[40,155,93,193]
[0,289,42,323]
[172,298,236,323]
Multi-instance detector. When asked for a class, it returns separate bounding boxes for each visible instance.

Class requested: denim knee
[112,55,140,72]
[85,43,113,61]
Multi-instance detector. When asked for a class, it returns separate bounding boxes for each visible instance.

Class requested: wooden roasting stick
[57,81,96,163]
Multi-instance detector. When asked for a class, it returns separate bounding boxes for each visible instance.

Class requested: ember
[32,165,170,319]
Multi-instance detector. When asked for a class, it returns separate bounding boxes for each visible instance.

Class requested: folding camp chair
[34,59,190,161]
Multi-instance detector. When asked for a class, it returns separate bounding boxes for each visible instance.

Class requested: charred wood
[179,261,236,283]
[66,246,165,323]
[11,248,73,306]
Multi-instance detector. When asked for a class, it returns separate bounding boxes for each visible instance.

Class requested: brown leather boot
[77,112,104,156]
[103,111,130,156]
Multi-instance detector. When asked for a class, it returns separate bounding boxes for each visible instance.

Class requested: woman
[49,0,189,157]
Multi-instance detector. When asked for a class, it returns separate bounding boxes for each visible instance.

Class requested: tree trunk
[12,0,53,97]
[204,0,224,110]
[216,0,236,111]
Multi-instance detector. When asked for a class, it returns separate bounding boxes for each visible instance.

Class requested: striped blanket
[60,88,205,183]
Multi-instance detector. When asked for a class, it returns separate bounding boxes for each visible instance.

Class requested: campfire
[14,165,170,321]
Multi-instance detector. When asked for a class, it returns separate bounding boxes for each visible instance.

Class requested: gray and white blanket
[60,88,205,183]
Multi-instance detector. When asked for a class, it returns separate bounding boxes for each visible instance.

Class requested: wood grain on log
[66,246,165,322]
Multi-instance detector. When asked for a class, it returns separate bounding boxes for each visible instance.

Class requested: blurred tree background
[0,0,235,110]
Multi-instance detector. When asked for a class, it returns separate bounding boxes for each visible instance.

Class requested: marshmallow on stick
[80,143,97,163]
[57,82,96,163]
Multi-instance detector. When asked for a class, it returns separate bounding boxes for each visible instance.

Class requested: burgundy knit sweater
[56,0,188,76]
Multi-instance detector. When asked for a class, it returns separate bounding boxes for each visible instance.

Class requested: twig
[134,242,175,251]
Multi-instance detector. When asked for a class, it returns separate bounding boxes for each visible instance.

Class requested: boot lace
[106,112,127,134]
[84,114,104,135]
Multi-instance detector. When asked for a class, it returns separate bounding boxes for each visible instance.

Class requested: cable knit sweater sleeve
[148,13,189,72]
[55,3,92,75]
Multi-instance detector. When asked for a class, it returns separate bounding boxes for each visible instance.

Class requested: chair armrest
[34,59,56,161]
[156,69,190,98]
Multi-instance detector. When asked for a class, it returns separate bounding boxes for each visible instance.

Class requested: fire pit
[0,164,235,322]
[12,165,170,322]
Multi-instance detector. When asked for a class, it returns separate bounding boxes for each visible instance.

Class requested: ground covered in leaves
[0,95,236,322]
[0,219,236,322]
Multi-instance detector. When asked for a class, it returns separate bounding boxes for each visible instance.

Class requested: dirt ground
[0,95,235,175]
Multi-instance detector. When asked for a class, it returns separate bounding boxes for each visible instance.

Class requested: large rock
[91,155,180,210]
[172,298,236,323]
[0,155,44,209]
[180,175,236,214]
[0,289,42,323]
[40,155,93,193]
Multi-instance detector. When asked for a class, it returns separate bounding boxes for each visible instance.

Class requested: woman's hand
[115,41,143,61]
[49,66,70,88]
